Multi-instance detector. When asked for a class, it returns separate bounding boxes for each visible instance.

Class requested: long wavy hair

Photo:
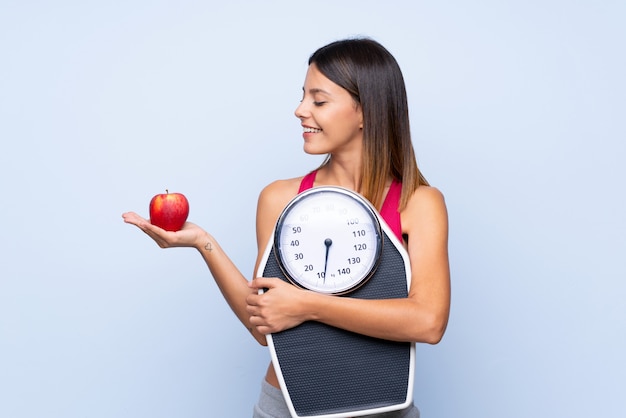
[309,38,428,211]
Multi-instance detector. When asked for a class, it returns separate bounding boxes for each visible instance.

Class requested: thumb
[249,276,278,290]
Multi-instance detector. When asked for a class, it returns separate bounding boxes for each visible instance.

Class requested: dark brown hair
[309,38,428,210]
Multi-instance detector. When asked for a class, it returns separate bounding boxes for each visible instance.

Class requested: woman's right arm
[122,179,298,346]
[121,212,268,344]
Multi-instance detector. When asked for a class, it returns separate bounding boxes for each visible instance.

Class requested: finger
[254,325,271,336]
[249,319,269,336]
[122,212,147,226]
[123,212,178,248]
[245,292,258,308]
[122,212,162,236]
[249,277,276,290]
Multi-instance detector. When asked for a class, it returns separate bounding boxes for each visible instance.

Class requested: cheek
[340,112,363,133]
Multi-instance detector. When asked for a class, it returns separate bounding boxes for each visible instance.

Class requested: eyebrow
[303,87,331,95]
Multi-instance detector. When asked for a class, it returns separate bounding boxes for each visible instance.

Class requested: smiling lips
[303,127,322,133]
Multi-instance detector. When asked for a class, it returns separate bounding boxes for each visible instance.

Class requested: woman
[123,38,450,418]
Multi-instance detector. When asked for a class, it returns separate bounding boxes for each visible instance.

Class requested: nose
[294,100,308,120]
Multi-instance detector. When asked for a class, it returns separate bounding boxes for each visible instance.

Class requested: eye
[313,101,326,107]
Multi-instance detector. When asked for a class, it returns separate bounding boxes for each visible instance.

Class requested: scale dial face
[274,187,383,295]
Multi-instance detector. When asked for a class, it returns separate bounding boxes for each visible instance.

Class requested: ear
[357,105,364,129]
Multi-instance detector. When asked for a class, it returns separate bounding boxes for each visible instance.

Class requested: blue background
[1,1,624,417]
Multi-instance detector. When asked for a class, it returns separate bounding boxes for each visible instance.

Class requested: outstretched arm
[121,212,268,344]
[122,177,301,346]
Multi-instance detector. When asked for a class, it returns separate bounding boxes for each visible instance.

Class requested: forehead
[303,64,342,95]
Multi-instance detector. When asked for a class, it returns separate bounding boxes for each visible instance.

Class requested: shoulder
[401,185,448,236]
[258,177,303,211]
[407,185,446,209]
[255,177,303,241]
[255,176,305,259]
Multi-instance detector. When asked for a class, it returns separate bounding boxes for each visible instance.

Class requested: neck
[318,155,362,192]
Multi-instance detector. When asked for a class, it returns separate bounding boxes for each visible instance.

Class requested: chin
[303,144,328,156]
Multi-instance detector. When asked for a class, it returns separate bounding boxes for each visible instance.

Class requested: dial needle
[323,238,333,283]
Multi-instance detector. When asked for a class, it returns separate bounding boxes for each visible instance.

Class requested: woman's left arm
[247,186,450,344]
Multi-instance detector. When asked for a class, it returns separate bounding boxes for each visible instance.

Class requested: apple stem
[166,189,169,194]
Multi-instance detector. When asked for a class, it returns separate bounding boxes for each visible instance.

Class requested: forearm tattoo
[204,241,213,252]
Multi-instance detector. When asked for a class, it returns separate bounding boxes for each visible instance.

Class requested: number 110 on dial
[274,187,383,295]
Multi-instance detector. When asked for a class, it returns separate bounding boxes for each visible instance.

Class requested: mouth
[303,127,322,133]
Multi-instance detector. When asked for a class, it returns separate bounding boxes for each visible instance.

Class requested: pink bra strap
[379,180,403,242]
[299,170,317,193]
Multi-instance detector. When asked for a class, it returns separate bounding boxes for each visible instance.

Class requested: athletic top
[298,170,404,242]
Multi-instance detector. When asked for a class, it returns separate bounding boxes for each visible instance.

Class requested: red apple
[149,190,189,231]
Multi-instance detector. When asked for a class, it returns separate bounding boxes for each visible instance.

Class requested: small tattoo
[204,242,213,252]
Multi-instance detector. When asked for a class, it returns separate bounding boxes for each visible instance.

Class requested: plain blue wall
[1,1,624,417]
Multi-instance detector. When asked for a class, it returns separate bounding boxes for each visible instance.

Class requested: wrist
[303,290,323,322]
[195,232,215,253]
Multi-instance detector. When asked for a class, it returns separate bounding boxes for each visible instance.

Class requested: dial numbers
[275,188,382,294]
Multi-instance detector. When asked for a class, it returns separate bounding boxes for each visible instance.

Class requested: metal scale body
[256,186,415,418]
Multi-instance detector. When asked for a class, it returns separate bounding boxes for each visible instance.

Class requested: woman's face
[295,64,363,156]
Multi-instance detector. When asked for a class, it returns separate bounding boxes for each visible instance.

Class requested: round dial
[274,187,383,294]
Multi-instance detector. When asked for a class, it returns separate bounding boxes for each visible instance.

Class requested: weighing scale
[256,186,414,418]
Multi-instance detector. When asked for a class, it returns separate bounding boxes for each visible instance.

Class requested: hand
[122,211,207,249]
[246,277,310,335]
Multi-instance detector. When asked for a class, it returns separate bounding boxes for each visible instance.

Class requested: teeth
[304,127,322,133]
